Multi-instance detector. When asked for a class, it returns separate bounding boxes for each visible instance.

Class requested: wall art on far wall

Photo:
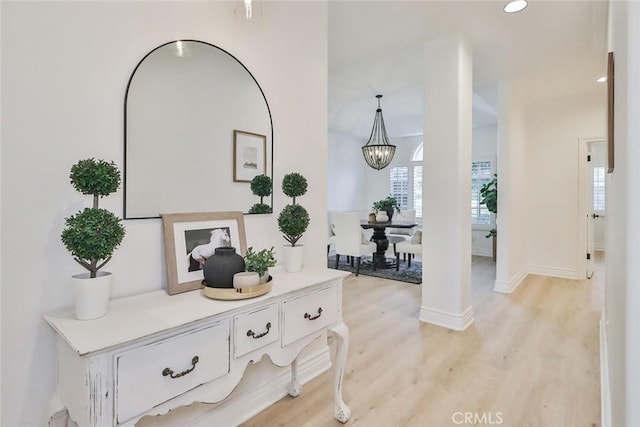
[233,130,266,182]
[162,211,247,295]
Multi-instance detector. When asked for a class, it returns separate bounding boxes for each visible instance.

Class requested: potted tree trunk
[61,158,126,320]
[480,174,497,262]
[277,172,310,272]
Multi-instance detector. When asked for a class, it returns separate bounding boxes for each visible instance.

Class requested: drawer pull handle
[304,307,323,321]
[247,322,272,339]
[162,356,199,379]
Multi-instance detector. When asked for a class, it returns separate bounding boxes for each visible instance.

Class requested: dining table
[361,220,417,269]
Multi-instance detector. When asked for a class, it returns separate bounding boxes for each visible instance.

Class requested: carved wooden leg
[329,323,351,423]
[287,357,301,397]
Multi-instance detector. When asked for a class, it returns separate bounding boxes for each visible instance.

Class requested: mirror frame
[123,40,274,219]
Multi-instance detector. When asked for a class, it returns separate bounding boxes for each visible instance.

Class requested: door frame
[578,136,606,280]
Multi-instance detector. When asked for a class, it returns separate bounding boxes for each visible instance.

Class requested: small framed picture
[162,211,247,295]
[233,130,266,182]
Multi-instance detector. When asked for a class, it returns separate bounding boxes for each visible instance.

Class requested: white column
[493,82,528,293]
[419,34,473,330]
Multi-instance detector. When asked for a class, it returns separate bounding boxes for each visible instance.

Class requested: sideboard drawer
[234,303,280,358]
[116,321,230,423]
[282,285,339,346]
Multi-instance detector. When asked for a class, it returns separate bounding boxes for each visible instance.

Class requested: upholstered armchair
[395,229,422,271]
[333,212,376,276]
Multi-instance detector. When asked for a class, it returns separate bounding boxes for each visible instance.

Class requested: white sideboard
[44,268,351,426]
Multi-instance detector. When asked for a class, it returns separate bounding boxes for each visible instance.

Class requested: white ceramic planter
[283,245,304,272]
[233,272,260,289]
[71,271,112,320]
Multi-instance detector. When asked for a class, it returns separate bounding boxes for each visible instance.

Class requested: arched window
[412,143,423,162]
[389,142,423,218]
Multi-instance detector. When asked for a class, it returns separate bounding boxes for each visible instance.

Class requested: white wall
[327,131,368,210]
[1,2,328,426]
[605,2,640,426]
[525,93,605,279]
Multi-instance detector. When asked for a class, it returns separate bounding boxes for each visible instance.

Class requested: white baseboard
[191,346,332,426]
[419,305,474,331]
[471,248,492,257]
[527,264,580,280]
[600,317,611,427]
[493,267,528,294]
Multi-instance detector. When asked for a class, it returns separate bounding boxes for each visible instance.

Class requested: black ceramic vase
[203,247,245,289]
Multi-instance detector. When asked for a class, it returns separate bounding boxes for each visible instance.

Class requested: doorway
[579,137,606,279]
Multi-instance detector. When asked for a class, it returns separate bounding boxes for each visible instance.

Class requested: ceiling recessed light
[504,0,528,13]
[597,76,607,83]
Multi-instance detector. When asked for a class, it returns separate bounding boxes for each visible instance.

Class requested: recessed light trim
[504,0,528,13]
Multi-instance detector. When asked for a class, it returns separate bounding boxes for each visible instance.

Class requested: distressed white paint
[45,269,350,426]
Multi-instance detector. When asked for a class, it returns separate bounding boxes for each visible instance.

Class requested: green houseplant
[480,174,497,260]
[372,195,400,221]
[248,174,273,214]
[244,246,277,283]
[61,158,126,319]
[277,172,310,272]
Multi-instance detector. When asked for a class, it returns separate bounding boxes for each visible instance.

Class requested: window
[389,166,409,211]
[387,143,423,217]
[471,161,493,225]
[593,166,605,211]
[413,166,423,218]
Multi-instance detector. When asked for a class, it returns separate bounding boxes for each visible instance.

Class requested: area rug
[327,255,422,284]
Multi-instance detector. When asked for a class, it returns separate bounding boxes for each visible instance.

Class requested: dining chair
[327,211,336,256]
[395,229,422,271]
[333,212,376,276]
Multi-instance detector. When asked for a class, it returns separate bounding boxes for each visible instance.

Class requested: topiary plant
[248,174,273,214]
[61,158,126,278]
[277,172,310,247]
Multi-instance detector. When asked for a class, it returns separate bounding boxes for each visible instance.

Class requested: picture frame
[607,51,615,173]
[233,130,267,182]
[162,211,247,295]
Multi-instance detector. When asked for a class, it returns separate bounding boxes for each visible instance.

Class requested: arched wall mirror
[124,40,273,219]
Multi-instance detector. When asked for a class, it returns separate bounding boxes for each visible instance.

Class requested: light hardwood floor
[242,255,603,427]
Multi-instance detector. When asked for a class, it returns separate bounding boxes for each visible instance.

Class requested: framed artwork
[162,211,247,295]
[233,130,266,182]
[607,51,615,173]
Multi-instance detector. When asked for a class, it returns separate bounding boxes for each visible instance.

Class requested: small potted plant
[372,195,400,221]
[244,246,277,284]
[248,174,273,214]
[277,172,310,272]
[480,174,498,261]
[61,158,126,320]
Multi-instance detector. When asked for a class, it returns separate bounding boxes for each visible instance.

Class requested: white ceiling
[328,0,609,140]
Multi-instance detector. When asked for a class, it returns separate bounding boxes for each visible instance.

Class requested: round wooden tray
[201,277,272,300]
